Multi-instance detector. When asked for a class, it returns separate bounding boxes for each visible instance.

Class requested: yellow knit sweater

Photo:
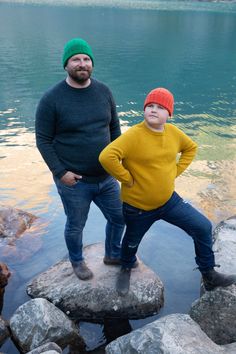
[99,121,197,210]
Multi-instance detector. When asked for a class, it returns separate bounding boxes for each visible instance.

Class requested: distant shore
[1,0,236,4]
[2,0,235,12]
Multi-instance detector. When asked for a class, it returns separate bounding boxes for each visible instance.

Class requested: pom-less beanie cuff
[62,38,94,68]
[144,88,174,116]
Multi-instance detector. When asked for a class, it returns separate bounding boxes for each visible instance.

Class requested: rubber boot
[103,256,139,268]
[202,268,236,291]
[116,267,131,296]
[103,256,121,265]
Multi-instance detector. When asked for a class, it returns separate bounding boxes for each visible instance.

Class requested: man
[35,38,124,280]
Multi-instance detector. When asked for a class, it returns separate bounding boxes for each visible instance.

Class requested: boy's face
[144,103,169,131]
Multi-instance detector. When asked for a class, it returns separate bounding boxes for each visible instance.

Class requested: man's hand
[60,171,82,186]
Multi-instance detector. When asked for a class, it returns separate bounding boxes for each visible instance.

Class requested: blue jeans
[54,175,125,265]
[121,192,215,272]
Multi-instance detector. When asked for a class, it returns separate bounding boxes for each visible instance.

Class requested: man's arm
[109,92,121,141]
[35,96,67,179]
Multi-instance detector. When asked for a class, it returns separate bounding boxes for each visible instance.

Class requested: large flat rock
[27,243,164,321]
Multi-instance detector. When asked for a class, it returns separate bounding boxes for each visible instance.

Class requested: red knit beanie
[144,88,174,116]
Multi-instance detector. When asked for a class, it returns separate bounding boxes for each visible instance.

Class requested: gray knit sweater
[35,78,121,182]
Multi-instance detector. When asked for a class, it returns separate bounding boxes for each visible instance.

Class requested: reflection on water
[0,127,53,214]
[0,1,236,352]
[77,318,132,352]
[176,160,236,221]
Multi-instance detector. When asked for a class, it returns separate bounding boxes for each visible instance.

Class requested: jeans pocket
[60,180,81,191]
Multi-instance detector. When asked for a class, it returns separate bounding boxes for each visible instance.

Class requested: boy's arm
[176,134,198,177]
[99,135,133,186]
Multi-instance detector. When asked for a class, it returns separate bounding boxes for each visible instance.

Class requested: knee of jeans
[65,222,85,233]
[108,213,125,226]
[126,240,139,249]
[201,219,212,235]
[192,218,212,238]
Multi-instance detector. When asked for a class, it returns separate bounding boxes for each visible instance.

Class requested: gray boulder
[9,298,85,353]
[190,216,236,344]
[27,243,164,321]
[38,352,59,354]
[105,313,229,354]
[26,342,62,354]
[212,216,236,274]
[222,342,236,354]
[190,286,236,344]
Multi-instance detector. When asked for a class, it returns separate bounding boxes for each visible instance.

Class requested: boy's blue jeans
[54,175,125,265]
[122,192,215,273]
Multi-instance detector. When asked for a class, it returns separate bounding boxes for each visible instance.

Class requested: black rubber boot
[103,257,139,268]
[103,256,121,265]
[116,267,131,296]
[202,268,236,291]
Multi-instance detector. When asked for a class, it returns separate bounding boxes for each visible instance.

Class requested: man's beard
[69,68,92,84]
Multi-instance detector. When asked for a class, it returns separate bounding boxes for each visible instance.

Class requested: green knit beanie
[62,38,94,68]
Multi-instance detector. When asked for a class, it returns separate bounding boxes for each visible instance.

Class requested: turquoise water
[0,1,236,352]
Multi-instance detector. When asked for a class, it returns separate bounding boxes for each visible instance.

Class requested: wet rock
[0,262,11,288]
[39,352,59,354]
[190,216,236,344]
[0,262,11,313]
[0,206,43,264]
[28,352,59,354]
[9,298,85,353]
[27,243,164,321]
[105,313,228,354]
[0,205,36,239]
[26,342,62,353]
[0,316,9,346]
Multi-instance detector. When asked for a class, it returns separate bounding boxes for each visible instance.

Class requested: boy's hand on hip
[125,177,134,188]
[60,171,82,186]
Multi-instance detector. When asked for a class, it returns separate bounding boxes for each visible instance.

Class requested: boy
[99,87,236,295]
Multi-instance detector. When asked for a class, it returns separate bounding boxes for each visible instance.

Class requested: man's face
[65,54,93,84]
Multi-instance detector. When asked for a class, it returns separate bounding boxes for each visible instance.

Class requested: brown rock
[0,205,36,239]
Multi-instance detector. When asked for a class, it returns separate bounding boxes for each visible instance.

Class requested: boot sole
[204,280,235,291]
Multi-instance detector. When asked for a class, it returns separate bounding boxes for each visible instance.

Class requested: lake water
[0,1,236,352]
